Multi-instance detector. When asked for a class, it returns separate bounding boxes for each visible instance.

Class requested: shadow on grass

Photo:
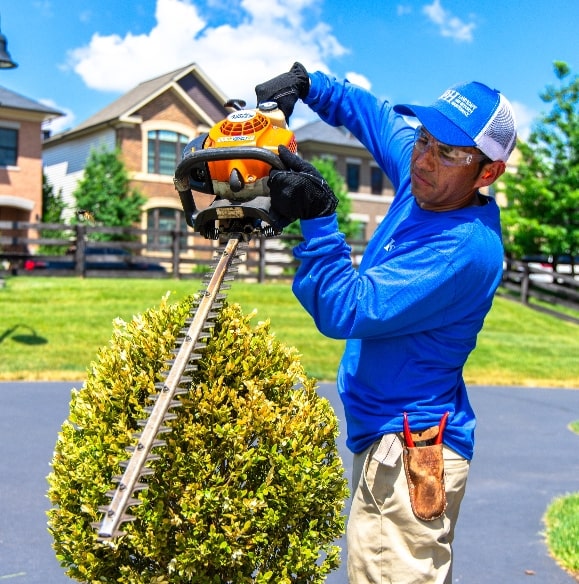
[0,324,48,345]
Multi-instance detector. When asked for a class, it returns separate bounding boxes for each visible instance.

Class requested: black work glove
[268,145,338,226]
[255,62,310,122]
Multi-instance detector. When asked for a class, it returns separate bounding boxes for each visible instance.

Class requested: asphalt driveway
[1,382,578,583]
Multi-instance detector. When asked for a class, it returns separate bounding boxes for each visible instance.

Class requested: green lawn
[0,276,577,387]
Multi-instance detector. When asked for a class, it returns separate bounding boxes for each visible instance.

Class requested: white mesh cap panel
[475,93,517,161]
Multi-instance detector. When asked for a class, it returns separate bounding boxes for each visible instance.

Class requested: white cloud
[511,100,537,142]
[39,99,75,135]
[422,0,475,43]
[66,0,347,107]
[344,71,372,91]
[397,5,412,16]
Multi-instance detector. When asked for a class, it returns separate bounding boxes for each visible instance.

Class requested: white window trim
[139,120,197,179]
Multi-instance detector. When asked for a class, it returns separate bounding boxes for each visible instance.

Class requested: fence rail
[500,258,579,323]
[2,221,578,320]
[0,220,304,282]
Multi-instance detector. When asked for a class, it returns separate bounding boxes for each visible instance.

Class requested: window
[147,130,188,175]
[346,162,360,191]
[147,207,188,251]
[371,166,384,195]
[0,128,18,166]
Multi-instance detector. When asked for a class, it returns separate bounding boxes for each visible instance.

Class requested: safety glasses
[413,126,489,167]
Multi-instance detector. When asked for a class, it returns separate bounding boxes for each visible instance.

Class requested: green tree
[39,174,68,254]
[42,173,66,223]
[501,61,579,262]
[73,146,146,241]
[282,156,361,241]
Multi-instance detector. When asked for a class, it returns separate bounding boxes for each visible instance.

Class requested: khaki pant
[347,435,470,584]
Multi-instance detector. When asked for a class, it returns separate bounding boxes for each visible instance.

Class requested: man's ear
[476,161,506,188]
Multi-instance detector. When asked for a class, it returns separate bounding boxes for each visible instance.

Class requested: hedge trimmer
[96,100,294,539]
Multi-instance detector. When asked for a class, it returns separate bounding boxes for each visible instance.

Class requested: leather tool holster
[402,413,448,521]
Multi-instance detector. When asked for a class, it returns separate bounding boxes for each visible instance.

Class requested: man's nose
[413,145,436,170]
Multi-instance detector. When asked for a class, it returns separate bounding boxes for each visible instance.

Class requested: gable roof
[294,120,364,148]
[0,85,63,119]
[50,62,229,140]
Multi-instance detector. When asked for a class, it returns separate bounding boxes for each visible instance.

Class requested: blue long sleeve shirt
[292,72,504,459]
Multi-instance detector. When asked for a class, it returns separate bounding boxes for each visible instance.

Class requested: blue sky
[1,0,577,140]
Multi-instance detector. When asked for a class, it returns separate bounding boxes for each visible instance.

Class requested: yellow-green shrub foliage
[47,294,348,583]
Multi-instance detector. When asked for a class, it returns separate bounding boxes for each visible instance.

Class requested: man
[256,63,517,584]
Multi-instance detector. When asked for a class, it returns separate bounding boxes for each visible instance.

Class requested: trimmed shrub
[47,294,348,583]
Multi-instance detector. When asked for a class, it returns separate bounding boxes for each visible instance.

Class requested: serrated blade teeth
[143,402,180,413]
[125,439,165,453]
[118,460,156,474]
[96,531,126,541]
[97,507,138,524]
[94,236,242,540]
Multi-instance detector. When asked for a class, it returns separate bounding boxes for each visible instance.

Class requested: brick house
[0,86,62,254]
[43,63,395,248]
[43,63,229,251]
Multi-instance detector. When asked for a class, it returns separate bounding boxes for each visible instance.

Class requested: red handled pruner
[403,411,449,448]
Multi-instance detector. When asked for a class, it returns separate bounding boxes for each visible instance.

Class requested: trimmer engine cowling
[174,100,297,239]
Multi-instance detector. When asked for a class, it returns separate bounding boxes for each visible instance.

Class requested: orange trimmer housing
[174,101,298,239]
[203,105,296,197]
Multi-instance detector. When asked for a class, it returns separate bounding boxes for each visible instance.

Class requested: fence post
[75,224,86,277]
[520,263,530,304]
[258,235,266,284]
[171,230,180,279]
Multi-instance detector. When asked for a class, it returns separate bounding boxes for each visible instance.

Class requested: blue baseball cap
[394,81,517,162]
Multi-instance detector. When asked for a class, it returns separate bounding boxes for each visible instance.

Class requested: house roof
[0,85,63,119]
[294,120,364,148]
[67,62,228,136]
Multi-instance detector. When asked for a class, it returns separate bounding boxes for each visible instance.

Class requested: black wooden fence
[500,258,579,323]
[0,220,304,282]
[1,221,578,320]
